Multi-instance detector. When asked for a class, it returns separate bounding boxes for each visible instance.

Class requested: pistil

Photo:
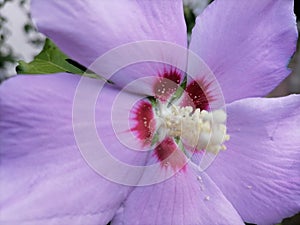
[155,103,230,154]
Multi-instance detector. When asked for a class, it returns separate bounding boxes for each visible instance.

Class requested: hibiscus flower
[0,0,299,225]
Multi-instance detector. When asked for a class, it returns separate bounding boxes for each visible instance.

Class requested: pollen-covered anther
[157,104,230,154]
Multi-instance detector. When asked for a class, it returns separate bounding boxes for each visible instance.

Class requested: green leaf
[16,38,83,75]
[16,38,104,80]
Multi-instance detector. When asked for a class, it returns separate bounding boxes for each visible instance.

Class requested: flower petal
[31,0,187,67]
[189,0,297,103]
[206,95,300,224]
[0,74,147,224]
[111,166,244,225]
[91,43,187,97]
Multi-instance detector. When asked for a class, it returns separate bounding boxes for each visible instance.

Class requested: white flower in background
[183,0,209,16]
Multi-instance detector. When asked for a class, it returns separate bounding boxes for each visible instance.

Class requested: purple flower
[0,0,299,225]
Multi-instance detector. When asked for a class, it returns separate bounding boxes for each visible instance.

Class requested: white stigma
[155,104,230,154]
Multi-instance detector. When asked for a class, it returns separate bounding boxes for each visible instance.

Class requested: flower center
[155,103,230,154]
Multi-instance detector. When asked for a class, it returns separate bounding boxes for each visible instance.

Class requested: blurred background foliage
[0,0,299,224]
[0,0,43,79]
